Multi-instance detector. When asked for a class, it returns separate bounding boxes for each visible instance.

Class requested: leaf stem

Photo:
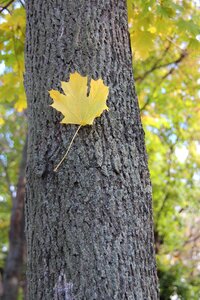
[54,125,82,172]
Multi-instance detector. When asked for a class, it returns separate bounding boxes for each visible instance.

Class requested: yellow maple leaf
[49,72,109,126]
[49,72,109,171]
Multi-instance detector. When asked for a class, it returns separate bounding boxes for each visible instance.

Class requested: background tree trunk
[25,1,158,299]
[2,139,27,300]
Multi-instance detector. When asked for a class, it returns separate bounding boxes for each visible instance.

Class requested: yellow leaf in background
[148,26,157,34]
[0,118,5,126]
[14,95,27,112]
[131,30,154,60]
[154,18,172,36]
[49,72,109,126]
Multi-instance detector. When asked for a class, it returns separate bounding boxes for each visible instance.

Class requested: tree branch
[19,0,25,8]
[135,44,171,82]
[2,137,27,300]
[135,50,188,83]
[0,0,15,13]
[139,50,188,111]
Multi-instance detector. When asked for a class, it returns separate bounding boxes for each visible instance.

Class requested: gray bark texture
[24,0,158,299]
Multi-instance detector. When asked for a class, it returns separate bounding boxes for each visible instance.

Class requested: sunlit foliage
[128,0,200,298]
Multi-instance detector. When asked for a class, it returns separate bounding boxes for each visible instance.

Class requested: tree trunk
[2,139,27,300]
[24,1,158,299]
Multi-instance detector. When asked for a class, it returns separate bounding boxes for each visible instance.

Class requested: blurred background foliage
[0,0,199,299]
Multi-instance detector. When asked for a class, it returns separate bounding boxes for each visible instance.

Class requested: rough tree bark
[24,1,158,299]
[2,139,27,300]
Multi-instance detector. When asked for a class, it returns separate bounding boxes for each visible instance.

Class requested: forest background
[0,0,199,299]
